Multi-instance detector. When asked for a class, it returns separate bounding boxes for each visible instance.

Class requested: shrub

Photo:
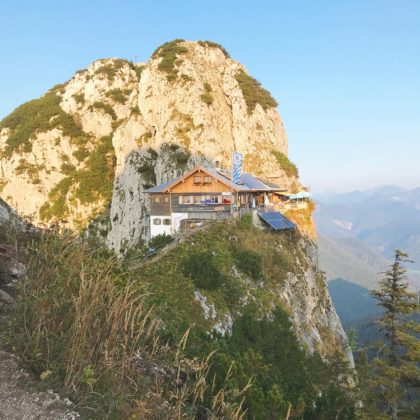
[72,93,85,105]
[136,131,153,147]
[181,74,193,82]
[200,82,213,105]
[106,88,129,104]
[131,105,141,115]
[73,148,89,162]
[160,143,190,169]
[272,150,299,177]
[74,135,116,204]
[238,213,252,229]
[148,233,173,249]
[197,40,230,58]
[40,136,116,220]
[60,162,76,175]
[152,39,188,81]
[0,91,91,156]
[89,101,117,120]
[234,248,263,280]
[1,93,61,155]
[94,59,130,80]
[135,65,145,80]
[235,69,278,113]
[200,93,213,106]
[183,251,223,290]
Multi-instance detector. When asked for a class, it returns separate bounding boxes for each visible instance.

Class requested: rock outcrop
[0,40,298,253]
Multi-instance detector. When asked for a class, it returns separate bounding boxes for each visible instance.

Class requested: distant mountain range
[315,185,420,278]
[316,186,420,345]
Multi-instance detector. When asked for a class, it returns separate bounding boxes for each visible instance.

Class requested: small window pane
[163,219,171,225]
[194,176,201,184]
[204,176,212,184]
[153,218,161,225]
[164,196,169,203]
[154,196,161,203]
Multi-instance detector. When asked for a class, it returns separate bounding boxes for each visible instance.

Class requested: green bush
[200,83,213,105]
[234,248,262,280]
[160,143,190,170]
[200,93,213,105]
[72,93,85,105]
[60,162,76,175]
[136,150,157,188]
[197,40,230,58]
[74,136,116,204]
[94,59,130,80]
[235,69,278,113]
[0,91,90,156]
[40,136,116,221]
[0,92,60,155]
[183,251,223,290]
[106,88,129,104]
[152,39,188,81]
[73,148,89,162]
[89,101,117,120]
[148,233,173,249]
[181,74,193,82]
[238,213,253,229]
[203,82,212,92]
[272,150,299,177]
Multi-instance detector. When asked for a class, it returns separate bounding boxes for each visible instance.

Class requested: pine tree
[370,250,419,419]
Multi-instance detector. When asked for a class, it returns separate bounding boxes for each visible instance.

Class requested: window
[163,219,171,225]
[194,195,202,204]
[164,196,169,204]
[154,196,161,203]
[193,176,201,184]
[204,176,212,184]
[153,218,161,225]
[179,195,194,204]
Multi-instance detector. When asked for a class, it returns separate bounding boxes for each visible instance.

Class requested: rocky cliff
[0,40,299,253]
[0,41,356,417]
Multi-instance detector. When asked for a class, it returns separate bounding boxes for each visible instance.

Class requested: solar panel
[257,212,296,231]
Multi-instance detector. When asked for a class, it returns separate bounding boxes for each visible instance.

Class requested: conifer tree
[370,250,419,419]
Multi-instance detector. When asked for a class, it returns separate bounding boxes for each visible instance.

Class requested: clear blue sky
[1,0,419,192]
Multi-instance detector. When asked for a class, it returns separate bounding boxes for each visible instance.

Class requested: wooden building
[145,166,286,239]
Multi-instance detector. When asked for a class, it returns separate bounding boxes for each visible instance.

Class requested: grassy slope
[131,219,356,419]
[133,219,306,336]
[3,217,357,419]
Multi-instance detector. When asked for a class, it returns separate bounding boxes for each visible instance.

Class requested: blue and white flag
[232,152,243,184]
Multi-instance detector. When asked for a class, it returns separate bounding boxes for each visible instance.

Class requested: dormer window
[193,176,201,185]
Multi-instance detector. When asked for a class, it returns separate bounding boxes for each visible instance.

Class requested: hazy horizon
[1,0,419,193]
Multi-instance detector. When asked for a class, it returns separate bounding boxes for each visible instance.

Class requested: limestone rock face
[0,40,296,252]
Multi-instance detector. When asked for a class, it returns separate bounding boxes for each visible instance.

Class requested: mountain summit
[0,40,300,252]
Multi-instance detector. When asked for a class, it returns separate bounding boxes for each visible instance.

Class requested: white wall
[172,212,188,234]
[150,215,172,238]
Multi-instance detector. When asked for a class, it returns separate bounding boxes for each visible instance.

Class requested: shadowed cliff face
[0,40,297,244]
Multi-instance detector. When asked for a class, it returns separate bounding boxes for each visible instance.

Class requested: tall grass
[6,232,246,418]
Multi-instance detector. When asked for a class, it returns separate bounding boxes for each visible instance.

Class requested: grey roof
[145,166,284,193]
[241,173,273,190]
[145,175,182,193]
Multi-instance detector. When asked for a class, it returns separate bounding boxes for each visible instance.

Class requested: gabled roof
[145,175,183,193]
[145,165,285,193]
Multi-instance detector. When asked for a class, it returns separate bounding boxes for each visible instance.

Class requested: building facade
[145,166,287,239]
